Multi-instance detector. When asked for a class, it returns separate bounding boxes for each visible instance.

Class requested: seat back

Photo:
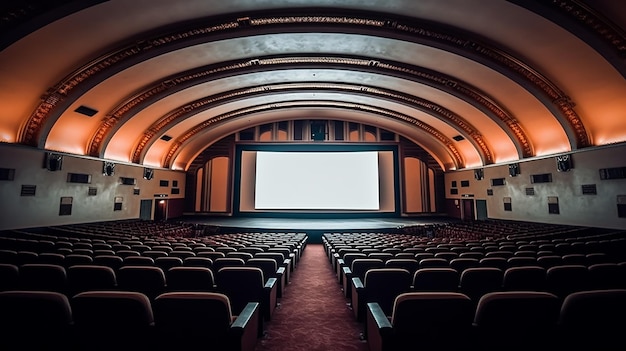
[350,258,385,281]
[216,267,265,315]
[363,268,412,316]
[0,263,19,291]
[0,290,73,350]
[71,291,154,351]
[545,264,589,299]
[117,266,166,300]
[67,265,117,296]
[559,289,626,349]
[166,266,215,292]
[384,259,419,274]
[153,292,235,349]
[502,265,546,291]
[587,263,625,290]
[213,257,246,272]
[411,267,459,292]
[459,267,503,302]
[390,292,474,349]
[473,291,560,349]
[19,263,67,294]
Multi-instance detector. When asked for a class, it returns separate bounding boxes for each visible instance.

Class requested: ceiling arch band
[19,9,598,163]
[159,100,465,169]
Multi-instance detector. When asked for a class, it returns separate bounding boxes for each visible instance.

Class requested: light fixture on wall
[474,168,484,180]
[508,163,520,177]
[144,167,154,180]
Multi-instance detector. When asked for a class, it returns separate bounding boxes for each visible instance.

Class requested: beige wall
[0,144,186,231]
[445,143,626,230]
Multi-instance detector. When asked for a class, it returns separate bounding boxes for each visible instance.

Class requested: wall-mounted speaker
[556,154,573,172]
[103,161,115,176]
[44,152,63,171]
[474,168,484,180]
[144,168,154,180]
[508,163,520,177]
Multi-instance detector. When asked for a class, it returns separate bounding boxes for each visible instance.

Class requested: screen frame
[233,143,401,218]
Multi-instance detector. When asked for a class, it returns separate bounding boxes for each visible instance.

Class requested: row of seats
[366,289,626,351]
[347,264,626,320]
[0,289,259,351]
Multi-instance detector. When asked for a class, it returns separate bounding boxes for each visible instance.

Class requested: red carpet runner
[255,243,369,351]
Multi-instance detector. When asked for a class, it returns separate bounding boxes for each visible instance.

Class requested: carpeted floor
[255,244,369,351]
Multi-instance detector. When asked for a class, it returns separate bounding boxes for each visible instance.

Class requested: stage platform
[180,214,456,232]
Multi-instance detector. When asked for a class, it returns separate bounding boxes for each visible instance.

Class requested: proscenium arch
[126,81,496,167]
[159,100,464,170]
[20,9,589,157]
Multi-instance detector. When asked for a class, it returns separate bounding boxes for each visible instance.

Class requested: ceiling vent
[452,135,465,141]
[160,135,172,141]
[74,105,98,117]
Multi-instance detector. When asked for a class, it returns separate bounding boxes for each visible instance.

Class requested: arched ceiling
[1,0,625,171]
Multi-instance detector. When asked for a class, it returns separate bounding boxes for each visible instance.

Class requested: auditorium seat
[19,263,67,294]
[449,257,480,273]
[216,266,277,325]
[473,291,561,350]
[117,266,167,301]
[71,291,155,351]
[255,252,292,283]
[67,265,117,296]
[0,290,73,350]
[123,256,155,267]
[365,292,474,351]
[545,265,589,300]
[587,263,625,290]
[183,256,213,269]
[153,292,260,351]
[154,256,184,272]
[343,258,385,299]
[247,257,286,298]
[213,257,246,272]
[166,266,216,292]
[351,268,412,322]
[384,259,419,275]
[411,267,459,292]
[502,266,546,291]
[38,252,66,266]
[92,254,124,272]
[458,267,503,304]
[558,289,626,350]
[63,254,93,268]
[0,263,19,291]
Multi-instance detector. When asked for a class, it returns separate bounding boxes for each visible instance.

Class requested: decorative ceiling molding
[161,100,464,169]
[128,81,494,166]
[21,10,588,156]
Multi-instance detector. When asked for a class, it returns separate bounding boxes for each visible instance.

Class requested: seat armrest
[366,302,393,351]
[263,277,278,321]
[351,277,365,320]
[264,277,277,290]
[342,267,353,298]
[230,302,261,351]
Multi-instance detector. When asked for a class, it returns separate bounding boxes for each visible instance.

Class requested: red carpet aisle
[255,244,368,351]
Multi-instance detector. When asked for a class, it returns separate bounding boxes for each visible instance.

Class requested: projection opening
[254,151,380,210]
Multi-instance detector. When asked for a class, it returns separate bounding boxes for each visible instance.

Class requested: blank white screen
[255,151,380,210]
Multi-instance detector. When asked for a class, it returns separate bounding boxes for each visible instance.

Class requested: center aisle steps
[255,243,368,351]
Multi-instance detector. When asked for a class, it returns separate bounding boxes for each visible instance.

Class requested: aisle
[255,244,368,351]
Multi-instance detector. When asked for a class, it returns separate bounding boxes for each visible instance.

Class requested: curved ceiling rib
[129,86,483,168]
[20,10,588,160]
[160,100,464,170]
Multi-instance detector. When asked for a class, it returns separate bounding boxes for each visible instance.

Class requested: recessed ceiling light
[74,105,98,117]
